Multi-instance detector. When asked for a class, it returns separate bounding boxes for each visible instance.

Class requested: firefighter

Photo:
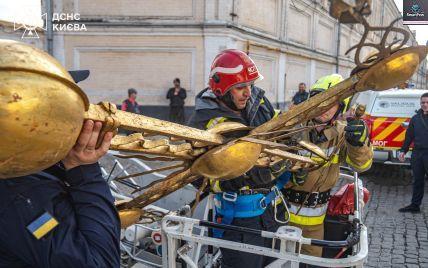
[280,74,373,258]
[188,49,290,268]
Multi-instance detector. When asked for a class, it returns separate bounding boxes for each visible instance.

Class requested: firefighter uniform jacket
[188,86,278,192]
[283,120,373,257]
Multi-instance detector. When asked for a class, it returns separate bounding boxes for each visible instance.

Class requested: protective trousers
[411,150,428,206]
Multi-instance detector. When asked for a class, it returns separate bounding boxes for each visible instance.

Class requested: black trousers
[220,206,280,268]
[410,150,428,206]
[169,106,185,124]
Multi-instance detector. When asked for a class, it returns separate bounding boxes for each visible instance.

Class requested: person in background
[121,88,140,114]
[166,78,187,124]
[398,92,428,213]
[121,88,140,135]
[292,82,309,105]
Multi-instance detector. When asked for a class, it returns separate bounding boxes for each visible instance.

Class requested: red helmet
[208,49,263,96]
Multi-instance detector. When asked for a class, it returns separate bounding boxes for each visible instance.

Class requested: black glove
[344,118,368,147]
[291,169,308,186]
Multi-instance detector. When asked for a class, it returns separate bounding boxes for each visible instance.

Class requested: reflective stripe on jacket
[188,86,277,192]
[285,120,373,226]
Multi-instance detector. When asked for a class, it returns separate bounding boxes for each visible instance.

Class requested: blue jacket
[0,163,121,268]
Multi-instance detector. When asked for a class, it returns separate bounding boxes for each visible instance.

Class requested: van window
[350,91,373,108]
[371,97,418,118]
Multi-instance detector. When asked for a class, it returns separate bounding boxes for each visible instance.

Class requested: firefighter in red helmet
[189,49,290,268]
[209,49,263,96]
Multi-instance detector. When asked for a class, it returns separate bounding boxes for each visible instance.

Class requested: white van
[350,89,428,165]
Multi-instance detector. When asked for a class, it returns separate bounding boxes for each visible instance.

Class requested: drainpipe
[336,23,341,73]
[45,0,53,55]
[230,0,237,22]
[283,73,287,109]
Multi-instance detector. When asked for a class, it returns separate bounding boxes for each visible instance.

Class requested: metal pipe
[207,198,214,267]
[45,0,53,55]
[198,219,362,249]
[199,220,262,236]
[310,239,349,248]
[161,228,169,267]
[193,195,212,265]
[307,219,361,249]
[284,73,288,109]
[353,171,360,220]
[162,218,369,267]
[230,0,237,21]
[177,244,197,268]
[336,23,341,73]
[380,0,385,35]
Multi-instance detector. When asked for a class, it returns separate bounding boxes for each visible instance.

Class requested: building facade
[1,0,427,118]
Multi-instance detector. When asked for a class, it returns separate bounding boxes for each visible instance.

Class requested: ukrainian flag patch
[27,212,59,240]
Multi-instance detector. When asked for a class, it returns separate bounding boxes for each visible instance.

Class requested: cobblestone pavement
[361,164,428,268]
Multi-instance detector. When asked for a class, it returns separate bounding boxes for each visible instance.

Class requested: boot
[398,204,420,213]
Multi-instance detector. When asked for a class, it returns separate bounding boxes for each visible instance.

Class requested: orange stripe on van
[372,117,388,132]
[392,129,406,142]
[373,118,407,141]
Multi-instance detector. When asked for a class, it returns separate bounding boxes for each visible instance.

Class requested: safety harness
[213,172,291,238]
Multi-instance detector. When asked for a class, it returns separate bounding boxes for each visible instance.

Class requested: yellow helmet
[310,73,344,95]
[310,73,351,113]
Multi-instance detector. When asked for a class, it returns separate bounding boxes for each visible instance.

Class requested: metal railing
[160,168,368,268]
[101,153,368,267]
